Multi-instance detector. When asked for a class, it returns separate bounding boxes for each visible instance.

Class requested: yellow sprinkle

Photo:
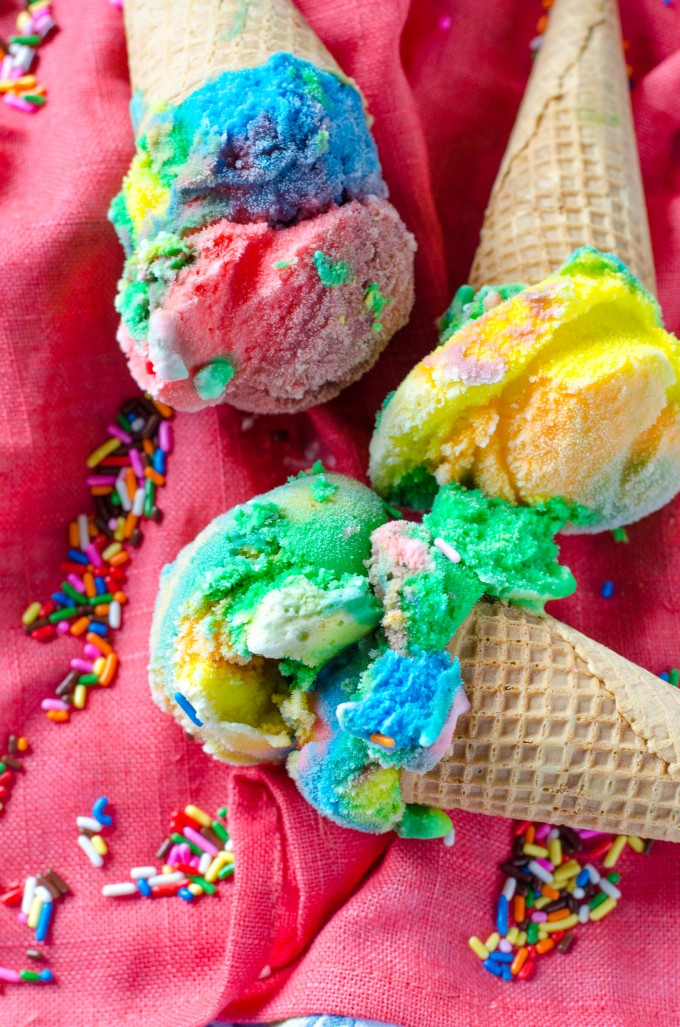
[468,936,489,960]
[589,897,618,921]
[516,931,527,947]
[86,438,120,469]
[542,914,579,933]
[27,895,42,929]
[627,836,645,853]
[603,835,627,869]
[102,542,122,562]
[552,859,580,883]
[506,927,519,945]
[73,684,88,710]
[93,657,106,677]
[538,928,548,940]
[184,804,212,828]
[548,837,562,867]
[91,835,108,856]
[523,843,549,859]
[113,520,126,543]
[533,895,551,910]
[187,883,203,897]
[484,932,500,953]
[21,601,41,626]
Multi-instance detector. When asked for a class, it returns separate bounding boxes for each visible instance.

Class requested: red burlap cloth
[1,1,679,1024]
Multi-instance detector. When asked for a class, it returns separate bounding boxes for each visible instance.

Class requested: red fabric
[1,1,680,1025]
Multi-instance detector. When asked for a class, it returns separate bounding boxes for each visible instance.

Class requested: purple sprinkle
[531,911,548,923]
[107,424,132,444]
[158,421,173,453]
[129,449,144,478]
[70,658,94,674]
[85,476,118,487]
[41,698,69,712]
[66,574,86,593]
[534,823,552,841]
[86,543,103,568]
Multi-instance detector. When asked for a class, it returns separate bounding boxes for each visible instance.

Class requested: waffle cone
[123,0,345,112]
[469,0,656,292]
[401,601,680,842]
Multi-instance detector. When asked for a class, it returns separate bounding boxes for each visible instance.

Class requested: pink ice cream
[117,197,416,413]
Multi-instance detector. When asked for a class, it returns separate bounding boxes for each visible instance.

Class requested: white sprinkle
[77,514,89,552]
[434,537,461,563]
[502,877,516,901]
[34,885,53,905]
[443,826,456,848]
[102,882,137,898]
[146,872,185,887]
[109,600,122,629]
[572,886,586,899]
[599,878,622,900]
[77,834,104,868]
[547,828,560,841]
[258,965,272,980]
[482,289,503,312]
[527,860,554,884]
[21,876,37,916]
[199,852,212,876]
[132,488,145,517]
[76,815,103,833]
[498,938,513,953]
[115,473,132,512]
[129,866,157,880]
[578,904,590,924]
[585,863,600,885]
[223,839,234,853]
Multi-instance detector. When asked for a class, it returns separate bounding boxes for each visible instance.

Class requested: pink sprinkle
[108,518,118,531]
[1,57,21,80]
[531,911,548,923]
[4,94,38,113]
[41,698,69,712]
[110,0,123,9]
[534,824,552,841]
[57,621,71,635]
[83,643,101,660]
[129,448,144,478]
[578,830,606,840]
[107,424,132,444]
[535,857,554,871]
[438,14,453,29]
[67,574,86,593]
[158,421,173,453]
[0,967,21,983]
[70,658,94,674]
[86,476,118,487]
[166,844,182,866]
[86,543,103,568]
[16,913,28,925]
[183,825,218,856]
[498,939,512,953]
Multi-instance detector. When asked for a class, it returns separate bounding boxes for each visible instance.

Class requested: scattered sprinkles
[600,580,614,598]
[0,735,30,820]
[468,821,651,981]
[0,864,70,982]
[22,393,174,724]
[76,798,115,868]
[101,804,234,902]
[1,2,57,114]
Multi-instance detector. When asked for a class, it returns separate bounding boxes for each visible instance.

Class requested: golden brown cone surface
[124,0,344,111]
[469,0,656,292]
[401,601,680,842]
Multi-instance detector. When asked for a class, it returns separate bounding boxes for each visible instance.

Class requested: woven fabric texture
[1,1,679,1025]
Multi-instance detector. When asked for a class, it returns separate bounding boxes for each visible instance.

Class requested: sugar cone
[401,601,680,842]
[469,0,656,293]
[123,0,345,112]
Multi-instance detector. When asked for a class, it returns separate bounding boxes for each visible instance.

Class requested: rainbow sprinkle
[1,1,57,113]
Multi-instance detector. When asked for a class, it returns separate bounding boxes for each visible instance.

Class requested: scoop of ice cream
[117,196,416,413]
[110,53,385,254]
[369,248,680,530]
[149,470,389,763]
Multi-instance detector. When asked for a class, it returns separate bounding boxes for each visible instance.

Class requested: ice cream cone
[123,0,344,112]
[401,600,680,842]
[469,0,656,293]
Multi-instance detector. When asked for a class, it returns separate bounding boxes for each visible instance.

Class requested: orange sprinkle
[90,486,113,496]
[109,551,130,567]
[142,439,154,456]
[70,617,90,637]
[83,572,96,599]
[144,467,165,487]
[536,13,548,32]
[148,396,173,418]
[99,652,118,687]
[541,885,560,901]
[0,74,37,93]
[113,591,127,604]
[16,737,29,752]
[547,908,571,922]
[94,604,110,617]
[124,512,138,539]
[46,710,69,723]
[68,521,79,547]
[88,519,97,538]
[86,632,112,656]
[369,732,395,748]
[525,825,536,845]
[125,467,137,499]
[535,938,555,955]
[513,894,526,923]
[510,946,529,976]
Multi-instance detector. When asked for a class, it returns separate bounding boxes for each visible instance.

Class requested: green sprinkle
[217,862,235,879]
[526,922,538,944]
[48,608,80,623]
[525,891,535,909]
[19,969,41,982]
[272,260,291,269]
[9,34,41,45]
[364,281,392,320]
[312,250,352,287]
[315,127,330,152]
[0,762,6,774]
[670,668,680,687]
[116,413,131,432]
[89,593,113,605]
[144,478,156,517]
[589,891,608,910]
[216,807,228,819]
[170,832,203,856]
[78,674,100,685]
[607,872,621,884]
[21,94,46,106]
[61,582,84,603]
[211,820,229,843]
[187,875,216,895]
[110,490,122,507]
[612,527,629,542]
[194,357,236,401]
[382,501,402,520]
[371,322,383,333]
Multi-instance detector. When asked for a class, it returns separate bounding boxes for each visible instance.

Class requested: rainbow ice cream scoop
[369,248,680,531]
[150,470,576,835]
[110,50,415,412]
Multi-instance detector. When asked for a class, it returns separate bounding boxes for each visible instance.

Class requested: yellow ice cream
[369,248,680,530]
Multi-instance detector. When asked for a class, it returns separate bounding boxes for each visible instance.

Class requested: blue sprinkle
[482,958,503,978]
[94,576,107,595]
[600,580,614,598]
[501,966,513,982]
[35,900,52,943]
[660,672,671,682]
[39,968,54,982]
[67,548,89,564]
[174,692,203,727]
[178,888,194,902]
[152,449,166,474]
[92,796,113,827]
[52,591,76,608]
[137,878,152,897]
[488,950,513,964]
[576,868,590,888]
[496,894,509,935]
[87,622,109,637]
